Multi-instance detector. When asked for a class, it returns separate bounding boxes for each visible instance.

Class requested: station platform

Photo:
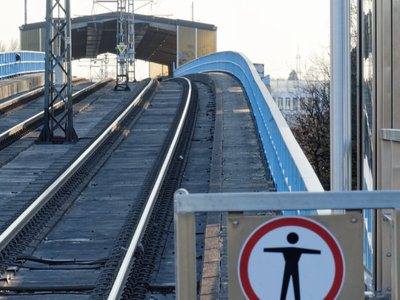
[0,73,44,100]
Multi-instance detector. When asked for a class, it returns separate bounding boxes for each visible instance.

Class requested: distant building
[268,71,318,126]
[288,70,299,81]
[253,63,265,79]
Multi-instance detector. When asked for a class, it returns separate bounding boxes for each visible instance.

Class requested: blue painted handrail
[174,51,324,193]
[0,51,45,80]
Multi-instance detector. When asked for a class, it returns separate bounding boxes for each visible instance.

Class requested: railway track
[0,79,111,153]
[0,77,197,299]
[0,78,88,116]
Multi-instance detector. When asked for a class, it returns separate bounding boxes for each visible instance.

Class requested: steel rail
[107,77,193,300]
[0,79,155,251]
[0,79,111,143]
[0,78,87,112]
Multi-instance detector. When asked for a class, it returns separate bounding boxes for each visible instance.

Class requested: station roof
[20,12,217,66]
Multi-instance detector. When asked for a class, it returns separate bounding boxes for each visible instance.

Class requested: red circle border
[238,216,345,300]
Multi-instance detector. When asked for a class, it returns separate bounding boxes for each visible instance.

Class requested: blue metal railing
[0,51,45,80]
[174,51,324,193]
[175,52,379,287]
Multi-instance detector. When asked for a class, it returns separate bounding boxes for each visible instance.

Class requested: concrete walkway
[200,72,274,300]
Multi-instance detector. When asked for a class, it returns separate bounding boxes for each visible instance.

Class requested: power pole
[92,0,137,88]
[127,0,135,82]
[115,0,135,90]
[295,45,301,79]
[191,1,194,21]
[24,0,27,24]
[39,0,77,143]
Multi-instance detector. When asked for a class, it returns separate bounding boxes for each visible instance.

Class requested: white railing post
[175,189,196,300]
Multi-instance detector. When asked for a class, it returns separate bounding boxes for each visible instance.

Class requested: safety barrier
[174,189,400,299]
[174,51,324,193]
[0,51,45,80]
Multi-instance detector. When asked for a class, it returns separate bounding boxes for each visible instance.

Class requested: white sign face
[238,216,345,300]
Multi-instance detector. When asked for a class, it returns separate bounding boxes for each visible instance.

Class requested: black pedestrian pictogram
[263,232,321,300]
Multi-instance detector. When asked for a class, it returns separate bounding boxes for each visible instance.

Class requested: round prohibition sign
[238,216,345,300]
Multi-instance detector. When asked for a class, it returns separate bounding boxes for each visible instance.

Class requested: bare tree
[7,39,19,52]
[0,39,20,52]
[0,41,6,52]
[291,54,330,190]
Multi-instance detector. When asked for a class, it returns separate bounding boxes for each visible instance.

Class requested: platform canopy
[20,12,217,70]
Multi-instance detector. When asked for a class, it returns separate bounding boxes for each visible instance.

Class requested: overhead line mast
[115,0,135,90]
[39,0,77,143]
[93,0,136,90]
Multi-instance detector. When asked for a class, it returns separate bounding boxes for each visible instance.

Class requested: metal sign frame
[229,214,362,299]
[174,189,400,299]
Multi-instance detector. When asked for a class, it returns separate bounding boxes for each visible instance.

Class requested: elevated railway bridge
[0,6,398,300]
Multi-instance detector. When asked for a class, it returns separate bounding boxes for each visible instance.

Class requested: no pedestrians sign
[228,214,363,300]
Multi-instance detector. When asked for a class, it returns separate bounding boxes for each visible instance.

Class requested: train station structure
[19,12,217,75]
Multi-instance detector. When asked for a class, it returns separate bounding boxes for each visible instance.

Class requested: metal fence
[174,189,400,299]
[174,51,323,194]
[0,51,45,80]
